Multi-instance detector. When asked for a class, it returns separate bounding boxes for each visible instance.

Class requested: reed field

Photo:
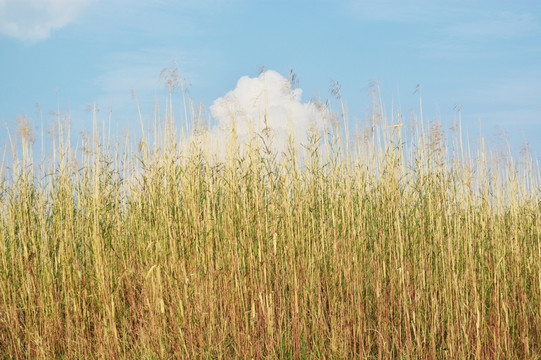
[0,87,540,359]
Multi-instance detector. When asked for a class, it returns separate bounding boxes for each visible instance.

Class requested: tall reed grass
[0,86,540,359]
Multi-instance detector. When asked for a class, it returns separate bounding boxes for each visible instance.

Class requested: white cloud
[0,0,96,41]
[206,70,327,155]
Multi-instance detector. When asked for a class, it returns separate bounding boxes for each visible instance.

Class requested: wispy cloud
[89,48,207,127]
[345,0,459,24]
[94,51,177,96]
[346,0,540,40]
[444,12,540,40]
[0,0,97,41]
[346,0,541,63]
[459,71,541,108]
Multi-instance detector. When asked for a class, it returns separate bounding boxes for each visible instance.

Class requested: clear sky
[1,0,540,159]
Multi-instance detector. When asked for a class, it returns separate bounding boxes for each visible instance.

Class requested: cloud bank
[0,0,96,41]
[207,70,327,154]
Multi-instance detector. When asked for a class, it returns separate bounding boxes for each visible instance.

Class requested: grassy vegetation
[0,88,540,359]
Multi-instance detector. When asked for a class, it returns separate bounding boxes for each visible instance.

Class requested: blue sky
[1,0,540,159]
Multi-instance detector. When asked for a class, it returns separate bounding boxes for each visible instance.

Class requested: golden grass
[0,90,540,359]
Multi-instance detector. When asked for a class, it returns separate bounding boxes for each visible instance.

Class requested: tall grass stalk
[0,91,540,359]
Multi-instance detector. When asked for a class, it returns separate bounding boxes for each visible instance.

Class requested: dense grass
[1,94,540,359]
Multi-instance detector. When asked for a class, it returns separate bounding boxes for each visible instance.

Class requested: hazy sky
[1,0,540,157]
